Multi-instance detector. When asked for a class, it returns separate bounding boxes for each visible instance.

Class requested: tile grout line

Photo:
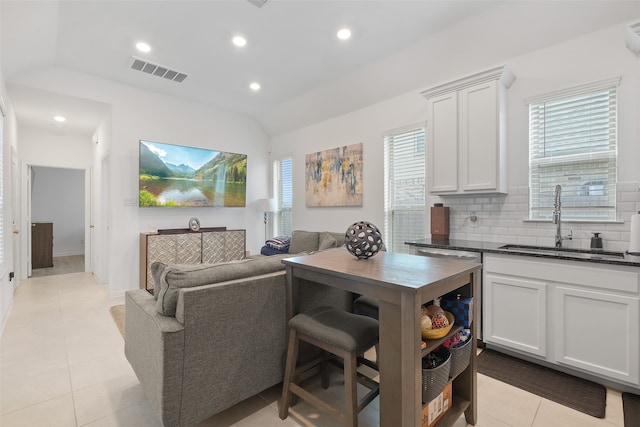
[59,276,80,427]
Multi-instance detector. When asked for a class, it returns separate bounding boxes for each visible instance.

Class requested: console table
[139,228,246,292]
[282,248,480,427]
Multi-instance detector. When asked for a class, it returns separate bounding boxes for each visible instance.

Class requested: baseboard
[52,252,84,257]
[108,289,127,299]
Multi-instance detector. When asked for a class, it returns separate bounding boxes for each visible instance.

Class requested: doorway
[27,166,87,277]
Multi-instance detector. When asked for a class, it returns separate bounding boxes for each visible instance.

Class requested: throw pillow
[265,235,291,251]
[260,245,288,256]
[289,230,319,254]
[150,261,168,300]
[318,234,337,251]
[329,232,347,247]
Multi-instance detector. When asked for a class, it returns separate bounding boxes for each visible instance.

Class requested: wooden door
[31,222,53,269]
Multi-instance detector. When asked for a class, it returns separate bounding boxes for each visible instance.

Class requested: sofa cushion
[289,230,320,254]
[155,254,292,316]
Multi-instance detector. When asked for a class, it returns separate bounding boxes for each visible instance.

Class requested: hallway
[30,255,85,278]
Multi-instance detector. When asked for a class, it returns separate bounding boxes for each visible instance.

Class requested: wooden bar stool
[353,295,379,319]
[279,306,380,427]
[353,295,380,364]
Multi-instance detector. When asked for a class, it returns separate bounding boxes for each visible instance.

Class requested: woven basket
[422,347,451,403]
[448,335,473,379]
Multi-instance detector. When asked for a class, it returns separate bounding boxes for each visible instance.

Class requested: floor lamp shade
[257,198,277,213]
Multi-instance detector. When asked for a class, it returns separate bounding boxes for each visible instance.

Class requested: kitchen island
[282,248,482,427]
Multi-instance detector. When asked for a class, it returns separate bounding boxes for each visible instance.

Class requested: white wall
[270,21,640,252]
[12,68,271,297]
[0,0,19,332]
[31,166,84,256]
[92,111,112,284]
[19,127,93,169]
[270,93,428,234]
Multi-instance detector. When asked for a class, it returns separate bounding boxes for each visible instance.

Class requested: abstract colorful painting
[305,143,363,207]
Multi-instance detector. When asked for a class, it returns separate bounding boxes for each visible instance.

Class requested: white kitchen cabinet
[426,91,458,192]
[483,253,640,389]
[483,272,547,357]
[556,286,639,384]
[422,66,514,195]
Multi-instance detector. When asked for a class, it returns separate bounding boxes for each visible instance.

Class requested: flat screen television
[139,140,247,207]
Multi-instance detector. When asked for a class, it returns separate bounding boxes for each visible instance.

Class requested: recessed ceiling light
[136,42,151,53]
[53,116,66,123]
[232,36,247,47]
[337,28,351,40]
[249,82,261,91]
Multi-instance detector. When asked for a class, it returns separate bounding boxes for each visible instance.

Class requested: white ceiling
[2,0,639,137]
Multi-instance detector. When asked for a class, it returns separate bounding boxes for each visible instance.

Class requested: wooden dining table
[282,247,481,427]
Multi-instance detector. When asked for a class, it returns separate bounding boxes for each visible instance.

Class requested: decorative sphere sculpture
[345,221,384,259]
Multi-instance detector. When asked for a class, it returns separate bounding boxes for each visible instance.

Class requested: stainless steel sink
[498,244,626,261]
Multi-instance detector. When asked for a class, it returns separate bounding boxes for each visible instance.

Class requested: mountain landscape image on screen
[139,140,247,207]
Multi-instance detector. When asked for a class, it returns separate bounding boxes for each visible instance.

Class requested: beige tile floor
[0,273,627,427]
[29,255,85,278]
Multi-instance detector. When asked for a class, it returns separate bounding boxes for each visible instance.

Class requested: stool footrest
[290,383,344,422]
[357,386,380,414]
[357,356,379,371]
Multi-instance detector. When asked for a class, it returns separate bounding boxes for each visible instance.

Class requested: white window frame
[527,77,619,222]
[383,124,426,253]
[273,157,292,237]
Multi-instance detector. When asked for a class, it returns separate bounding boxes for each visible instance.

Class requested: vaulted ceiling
[2,1,638,136]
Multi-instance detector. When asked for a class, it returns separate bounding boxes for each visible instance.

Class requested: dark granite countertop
[405,238,640,267]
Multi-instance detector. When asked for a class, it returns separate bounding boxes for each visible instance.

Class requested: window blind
[528,82,618,221]
[384,127,425,252]
[273,157,292,237]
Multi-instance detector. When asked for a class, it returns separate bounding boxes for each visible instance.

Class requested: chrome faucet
[553,184,572,248]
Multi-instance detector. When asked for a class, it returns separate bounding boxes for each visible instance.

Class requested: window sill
[523,219,624,224]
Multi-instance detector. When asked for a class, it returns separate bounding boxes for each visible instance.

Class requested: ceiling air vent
[130,57,188,83]
[246,0,269,8]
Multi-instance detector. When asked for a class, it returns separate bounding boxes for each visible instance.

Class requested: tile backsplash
[431,181,640,253]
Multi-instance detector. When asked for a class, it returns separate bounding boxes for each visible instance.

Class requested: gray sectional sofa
[124,230,351,427]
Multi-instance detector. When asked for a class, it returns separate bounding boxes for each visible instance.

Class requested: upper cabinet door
[427,92,458,193]
[421,65,514,195]
[460,80,498,192]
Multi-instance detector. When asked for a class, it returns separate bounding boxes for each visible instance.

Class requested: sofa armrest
[124,289,185,427]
